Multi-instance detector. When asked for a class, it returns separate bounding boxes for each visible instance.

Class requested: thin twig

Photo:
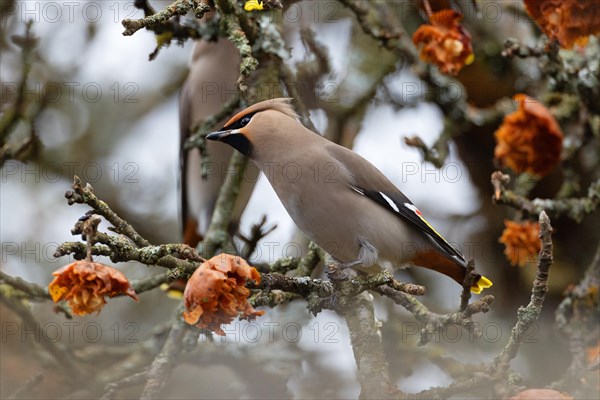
[100,369,149,400]
[489,211,553,377]
[238,215,277,259]
[492,172,600,223]
[377,285,494,346]
[459,260,477,312]
[66,176,150,247]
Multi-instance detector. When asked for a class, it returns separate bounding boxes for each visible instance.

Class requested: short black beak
[204,128,252,156]
[206,130,233,141]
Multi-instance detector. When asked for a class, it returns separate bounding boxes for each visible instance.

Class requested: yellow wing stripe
[418,214,446,242]
[404,203,449,244]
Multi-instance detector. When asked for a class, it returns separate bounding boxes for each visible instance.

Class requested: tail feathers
[410,250,492,293]
[163,218,204,298]
[161,281,186,299]
[183,218,203,248]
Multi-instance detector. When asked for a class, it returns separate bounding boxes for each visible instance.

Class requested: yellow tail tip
[244,0,264,11]
[470,275,493,294]
[160,283,184,299]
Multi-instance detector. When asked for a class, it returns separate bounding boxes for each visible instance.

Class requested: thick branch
[343,292,400,399]
[0,270,50,300]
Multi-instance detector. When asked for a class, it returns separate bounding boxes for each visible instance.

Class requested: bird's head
[205,98,299,157]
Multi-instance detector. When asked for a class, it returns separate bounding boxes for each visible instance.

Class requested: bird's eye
[240,116,251,126]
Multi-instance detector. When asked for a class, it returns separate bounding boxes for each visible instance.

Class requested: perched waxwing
[179,40,256,247]
[206,98,492,293]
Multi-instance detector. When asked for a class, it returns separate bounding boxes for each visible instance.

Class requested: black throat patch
[222,134,253,156]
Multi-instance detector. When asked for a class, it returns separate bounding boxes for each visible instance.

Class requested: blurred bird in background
[167,39,257,295]
[179,39,255,248]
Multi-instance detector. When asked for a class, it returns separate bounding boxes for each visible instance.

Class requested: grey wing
[326,144,467,266]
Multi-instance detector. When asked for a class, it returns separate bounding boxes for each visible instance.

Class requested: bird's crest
[223,98,298,128]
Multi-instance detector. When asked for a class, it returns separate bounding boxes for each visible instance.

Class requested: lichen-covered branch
[343,292,400,399]
[488,211,553,380]
[377,285,494,346]
[66,176,150,247]
[492,171,600,222]
[249,289,298,308]
[131,273,171,295]
[121,0,210,36]
[414,374,493,400]
[213,0,258,90]
[49,174,506,397]
[290,241,323,278]
[55,235,199,282]
[0,270,50,300]
[459,260,477,312]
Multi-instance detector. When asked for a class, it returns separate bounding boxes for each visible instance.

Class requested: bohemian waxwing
[206,98,492,293]
[179,39,256,247]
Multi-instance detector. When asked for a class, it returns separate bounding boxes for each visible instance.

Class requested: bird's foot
[326,260,361,281]
[326,263,349,281]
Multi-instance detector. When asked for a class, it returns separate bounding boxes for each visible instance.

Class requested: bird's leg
[326,240,377,281]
